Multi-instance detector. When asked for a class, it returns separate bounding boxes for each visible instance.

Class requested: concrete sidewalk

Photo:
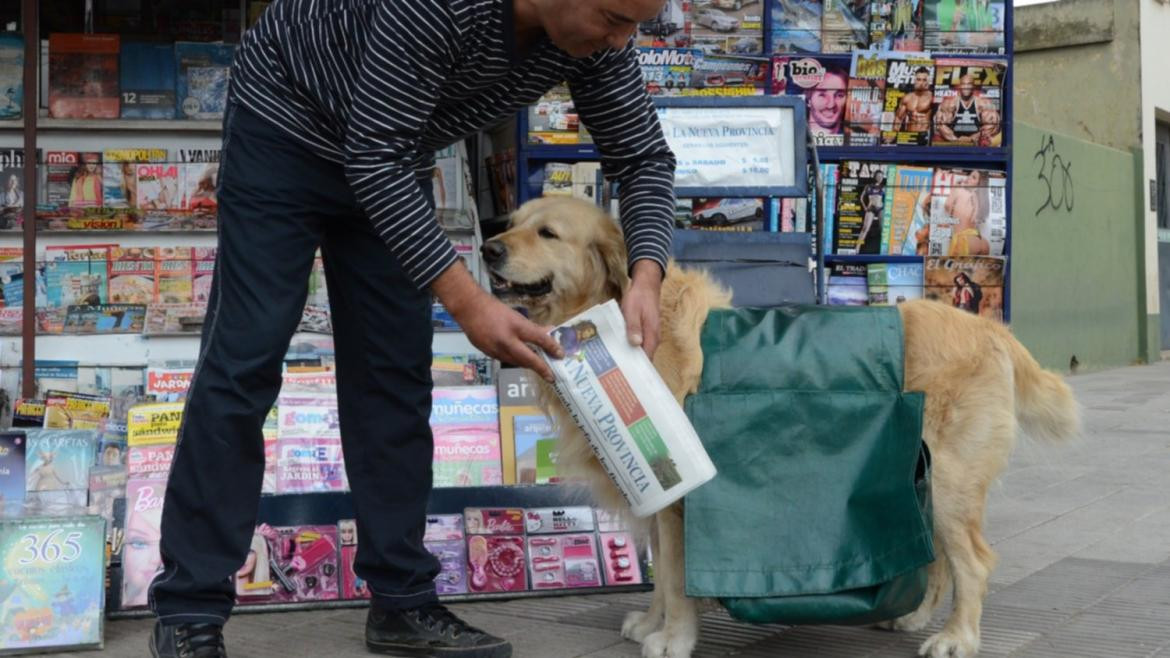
[73,361,1170,657]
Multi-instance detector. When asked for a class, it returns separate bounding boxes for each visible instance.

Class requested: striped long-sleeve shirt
[228,0,677,289]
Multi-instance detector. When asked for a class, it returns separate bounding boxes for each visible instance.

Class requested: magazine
[675,197,771,231]
[0,33,22,120]
[885,165,934,255]
[928,167,1006,257]
[430,387,503,487]
[541,299,716,517]
[880,53,935,146]
[931,57,1006,147]
[924,255,1005,321]
[845,50,887,147]
[867,261,924,305]
[924,0,1005,53]
[771,0,823,53]
[834,160,888,255]
[0,431,26,513]
[869,0,924,51]
[782,56,850,146]
[48,33,120,119]
[689,1,764,56]
[827,262,868,305]
[637,0,689,48]
[822,0,870,53]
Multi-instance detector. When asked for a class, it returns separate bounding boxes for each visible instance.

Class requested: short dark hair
[915,67,930,76]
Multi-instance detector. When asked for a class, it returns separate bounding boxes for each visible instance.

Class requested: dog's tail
[1004,332,1082,443]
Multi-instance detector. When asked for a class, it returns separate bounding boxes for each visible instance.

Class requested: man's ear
[596,219,630,302]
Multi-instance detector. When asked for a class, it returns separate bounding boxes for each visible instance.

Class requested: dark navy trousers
[149,101,441,624]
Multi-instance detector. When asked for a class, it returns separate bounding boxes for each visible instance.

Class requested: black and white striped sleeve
[567,44,677,277]
[342,1,461,289]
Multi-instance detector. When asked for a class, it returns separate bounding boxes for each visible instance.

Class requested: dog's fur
[484,196,1082,658]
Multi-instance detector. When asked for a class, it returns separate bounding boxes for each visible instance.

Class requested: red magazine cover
[48,33,120,119]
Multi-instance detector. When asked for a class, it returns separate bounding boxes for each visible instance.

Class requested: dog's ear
[596,217,630,301]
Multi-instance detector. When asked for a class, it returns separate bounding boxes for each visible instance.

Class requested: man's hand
[432,261,563,382]
[622,259,664,360]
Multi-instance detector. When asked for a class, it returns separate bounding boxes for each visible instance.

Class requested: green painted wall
[1011,122,1143,372]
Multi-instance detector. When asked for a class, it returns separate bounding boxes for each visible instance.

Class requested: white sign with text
[656,106,798,190]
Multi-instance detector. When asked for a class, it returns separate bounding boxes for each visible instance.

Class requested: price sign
[653,96,808,198]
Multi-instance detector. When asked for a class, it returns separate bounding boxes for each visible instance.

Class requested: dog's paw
[874,608,934,633]
[640,630,696,658]
[918,628,979,658]
[622,610,661,643]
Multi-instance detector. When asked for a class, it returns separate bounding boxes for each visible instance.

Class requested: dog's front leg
[623,513,665,642]
[640,503,698,658]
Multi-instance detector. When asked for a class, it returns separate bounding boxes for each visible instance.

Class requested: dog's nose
[481,241,507,265]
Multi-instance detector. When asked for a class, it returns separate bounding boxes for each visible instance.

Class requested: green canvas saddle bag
[682,305,934,625]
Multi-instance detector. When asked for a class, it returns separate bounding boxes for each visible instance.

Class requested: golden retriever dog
[481,196,1081,658]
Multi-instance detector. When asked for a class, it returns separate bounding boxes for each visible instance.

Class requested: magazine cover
[845,51,887,147]
[931,57,1006,147]
[126,402,183,446]
[637,48,696,97]
[826,263,869,306]
[47,33,119,119]
[135,163,182,210]
[924,255,1005,321]
[145,367,192,401]
[496,368,545,485]
[24,429,97,496]
[689,2,763,56]
[143,302,205,335]
[867,262,924,305]
[928,167,1007,257]
[527,84,590,145]
[684,52,767,97]
[276,393,340,442]
[880,53,935,146]
[0,515,105,652]
[815,162,839,255]
[62,304,147,334]
[126,442,174,481]
[0,148,27,228]
[834,160,888,255]
[120,42,177,120]
[102,148,167,209]
[869,0,924,50]
[192,247,216,304]
[274,438,347,493]
[0,33,22,120]
[44,244,112,309]
[431,387,503,487]
[41,393,111,432]
[822,0,870,53]
[782,56,850,146]
[771,0,822,53]
[924,0,1005,53]
[107,247,156,305]
[637,0,690,48]
[0,431,25,513]
[881,165,933,256]
[46,151,102,209]
[675,197,770,231]
[514,414,557,485]
[121,477,163,608]
[175,42,234,120]
[155,247,193,304]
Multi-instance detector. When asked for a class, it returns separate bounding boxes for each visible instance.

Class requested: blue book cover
[24,429,98,494]
[120,42,177,119]
[513,414,556,484]
[174,42,234,120]
[0,431,26,512]
[0,33,23,120]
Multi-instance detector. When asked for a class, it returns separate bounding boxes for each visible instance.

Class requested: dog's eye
[538,227,559,240]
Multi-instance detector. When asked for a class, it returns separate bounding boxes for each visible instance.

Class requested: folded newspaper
[542,299,716,517]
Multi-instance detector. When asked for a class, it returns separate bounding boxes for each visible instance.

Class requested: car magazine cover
[0,515,106,653]
[928,167,1007,257]
[430,387,503,488]
[174,41,233,119]
[637,0,691,48]
[924,255,1005,321]
[47,33,120,119]
[868,0,924,51]
[867,261,924,305]
[119,41,177,120]
[0,33,23,120]
[834,160,888,254]
[685,51,767,96]
[885,165,935,255]
[781,55,850,146]
[879,53,935,146]
[845,50,886,147]
[689,0,764,56]
[821,0,870,53]
[674,197,772,231]
[826,262,868,305]
[770,0,822,53]
[924,0,1005,53]
[527,84,590,145]
[931,57,1006,147]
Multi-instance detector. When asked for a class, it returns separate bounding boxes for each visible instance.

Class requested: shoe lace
[415,603,480,638]
[175,623,226,658]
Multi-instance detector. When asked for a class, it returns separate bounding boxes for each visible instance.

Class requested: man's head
[913,67,931,92]
[958,74,977,100]
[527,0,667,58]
[807,69,847,131]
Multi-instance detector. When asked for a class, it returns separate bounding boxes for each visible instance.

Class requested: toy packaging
[527,533,602,590]
[524,507,596,535]
[237,525,340,604]
[424,515,468,595]
[337,519,369,600]
[466,534,527,593]
[0,515,106,654]
[463,508,525,536]
[600,532,644,586]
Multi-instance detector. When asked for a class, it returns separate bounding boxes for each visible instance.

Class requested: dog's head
[481,196,629,326]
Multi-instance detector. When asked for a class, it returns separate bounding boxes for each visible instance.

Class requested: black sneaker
[365,602,512,657]
[149,621,227,658]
